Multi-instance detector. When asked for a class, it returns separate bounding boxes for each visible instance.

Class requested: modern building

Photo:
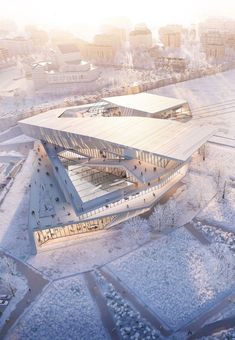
[19,94,213,253]
[129,24,152,50]
[103,93,191,120]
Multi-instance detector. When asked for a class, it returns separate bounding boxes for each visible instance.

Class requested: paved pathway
[194,217,235,235]
[99,267,171,336]
[0,250,49,338]
[183,290,235,336]
[185,222,211,245]
[189,316,235,339]
[84,271,119,340]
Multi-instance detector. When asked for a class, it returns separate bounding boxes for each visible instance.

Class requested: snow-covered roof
[103,93,187,115]
[19,107,215,162]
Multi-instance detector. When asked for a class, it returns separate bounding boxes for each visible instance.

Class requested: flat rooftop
[19,107,215,162]
[103,93,187,114]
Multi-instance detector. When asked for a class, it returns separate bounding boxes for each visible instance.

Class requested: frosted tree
[149,200,179,232]
[211,160,227,200]
[148,205,165,231]
[0,256,17,297]
[193,176,206,209]
[165,200,178,228]
[123,216,151,244]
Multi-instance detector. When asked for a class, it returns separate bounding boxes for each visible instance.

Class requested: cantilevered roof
[103,93,187,114]
[19,108,215,162]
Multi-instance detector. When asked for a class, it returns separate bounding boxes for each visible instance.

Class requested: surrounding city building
[0,47,9,62]
[80,29,126,65]
[0,37,35,57]
[0,47,15,69]
[198,18,235,35]
[25,26,49,46]
[129,24,152,50]
[32,43,100,94]
[19,94,212,253]
[159,25,182,48]
[0,19,17,36]
[199,18,235,61]
[201,31,226,60]
[149,46,188,72]
[94,33,122,50]
[80,43,116,65]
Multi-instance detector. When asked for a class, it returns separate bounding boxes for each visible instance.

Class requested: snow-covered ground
[202,295,235,327]
[196,145,235,231]
[195,223,235,252]
[0,256,28,330]
[107,227,235,330]
[152,69,235,110]
[151,69,235,139]
[94,270,162,339]
[7,275,109,340]
[198,187,235,231]
[0,151,34,260]
[27,223,155,280]
[0,66,32,96]
[0,134,34,145]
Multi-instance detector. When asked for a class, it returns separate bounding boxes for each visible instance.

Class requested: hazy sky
[1,0,235,32]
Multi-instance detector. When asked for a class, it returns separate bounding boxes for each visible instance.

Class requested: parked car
[0,295,9,300]
[0,300,8,306]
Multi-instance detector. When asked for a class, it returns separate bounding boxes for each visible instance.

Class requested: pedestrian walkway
[84,271,119,339]
[0,250,49,338]
[99,267,171,336]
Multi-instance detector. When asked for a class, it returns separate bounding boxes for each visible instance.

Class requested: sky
[1,0,235,37]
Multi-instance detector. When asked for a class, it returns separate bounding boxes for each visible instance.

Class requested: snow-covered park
[107,227,235,330]
[7,276,109,340]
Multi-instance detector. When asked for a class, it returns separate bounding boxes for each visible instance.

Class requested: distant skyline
[1,0,235,40]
